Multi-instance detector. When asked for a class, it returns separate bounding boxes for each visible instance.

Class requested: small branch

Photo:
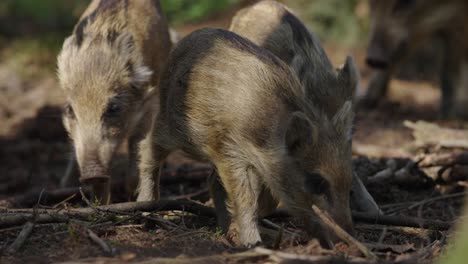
[0,213,74,228]
[87,228,116,256]
[79,187,93,207]
[367,159,397,183]
[0,187,91,208]
[312,205,377,259]
[2,199,453,233]
[254,247,367,264]
[404,120,468,149]
[6,221,35,254]
[261,219,294,235]
[363,242,415,254]
[407,192,466,210]
[272,225,283,250]
[1,199,215,228]
[352,212,451,231]
[417,152,465,167]
[355,224,440,239]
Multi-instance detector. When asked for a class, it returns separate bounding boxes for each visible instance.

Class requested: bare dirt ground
[1,6,468,264]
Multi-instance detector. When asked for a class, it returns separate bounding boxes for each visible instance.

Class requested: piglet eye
[64,102,75,118]
[304,172,331,198]
[104,101,122,118]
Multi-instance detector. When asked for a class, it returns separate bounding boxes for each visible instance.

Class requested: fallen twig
[355,224,440,239]
[261,219,294,235]
[407,192,466,210]
[404,120,468,149]
[367,159,397,182]
[87,228,116,256]
[6,221,34,254]
[58,250,266,264]
[1,199,215,228]
[2,199,454,234]
[363,242,415,254]
[352,212,452,230]
[254,247,368,264]
[0,187,92,208]
[272,225,283,250]
[312,205,377,259]
[417,152,466,167]
[0,213,75,228]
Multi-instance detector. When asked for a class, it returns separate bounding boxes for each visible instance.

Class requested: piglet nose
[79,161,111,204]
[82,178,111,205]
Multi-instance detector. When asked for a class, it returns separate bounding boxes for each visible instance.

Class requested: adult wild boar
[57,0,171,203]
[364,0,468,119]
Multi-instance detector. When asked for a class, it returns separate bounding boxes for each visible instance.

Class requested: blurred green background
[0,0,368,78]
[0,0,368,45]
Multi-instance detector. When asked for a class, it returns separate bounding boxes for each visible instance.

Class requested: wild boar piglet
[229,0,381,215]
[151,28,355,246]
[57,0,171,203]
[230,0,358,115]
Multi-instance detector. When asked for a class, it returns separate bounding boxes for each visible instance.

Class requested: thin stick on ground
[87,228,116,256]
[1,200,453,232]
[79,187,95,209]
[6,221,35,254]
[261,219,294,235]
[351,212,452,230]
[52,193,77,209]
[272,225,283,250]
[254,247,367,263]
[0,199,215,228]
[312,205,377,259]
[407,192,467,210]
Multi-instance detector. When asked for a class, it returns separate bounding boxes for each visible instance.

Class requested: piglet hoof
[245,241,263,249]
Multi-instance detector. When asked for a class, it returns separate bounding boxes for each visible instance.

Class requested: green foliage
[1,34,64,78]
[161,0,238,25]
[0,0,88,37]
[438,220,468,264]
[281,0,368,47]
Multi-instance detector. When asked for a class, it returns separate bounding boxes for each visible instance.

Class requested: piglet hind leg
[208,169,232,234]
[216,161,263,248]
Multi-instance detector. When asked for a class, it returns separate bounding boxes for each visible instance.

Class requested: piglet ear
[285,112,317,155]
[337,56,359,100]
[115,32,153,88]
[332,101,354,141]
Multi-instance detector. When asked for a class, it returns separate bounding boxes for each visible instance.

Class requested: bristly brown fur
[57,0,171,203]
[150,28,354,246]
[229,0,359,117]
[227,1,357,241]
